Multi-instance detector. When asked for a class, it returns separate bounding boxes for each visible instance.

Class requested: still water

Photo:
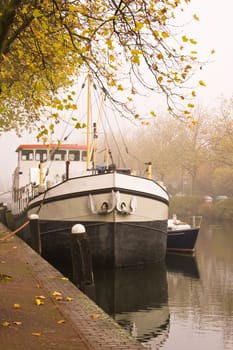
[53,221,233,350]
[91,221,233,350]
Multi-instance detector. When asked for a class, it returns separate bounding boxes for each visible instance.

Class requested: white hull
[19,172,169,267]
[28,172,168,223]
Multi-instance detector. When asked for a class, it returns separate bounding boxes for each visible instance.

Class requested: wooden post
[66,160,70,180]
[70,224,94,292]
[29,214,41,255]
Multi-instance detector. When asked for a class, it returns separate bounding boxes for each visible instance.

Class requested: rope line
[0,220,30,242]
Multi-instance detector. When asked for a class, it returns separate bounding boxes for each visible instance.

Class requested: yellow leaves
[182,36,197,45]
[90,313,100,319]
[182,35,188,42]
[199,80,206,87]
[2,321,22,327]
[211,49,215,55]
[52,291,74,302]
[32,332,42,336]
[161,31,170,39]
[157,53,164,60]
[158,76,163,83]
[57,319,66,324]
[106,38,114,50]
[192,90,196,97]
[66,297,74,301]
[117,84,124,91]
[193,14,199,21]
[109,54,115,62]
[13,303,21,309]
[190,38,197,45]
[108,80,116,87]
[132,55,140,64]
[135,22,144,31]
[150,111,157,117]
[33,9,42,18]
[35,295,46,306]
[187,103,195,108]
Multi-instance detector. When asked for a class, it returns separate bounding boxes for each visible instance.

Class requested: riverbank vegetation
[169,195,233,222]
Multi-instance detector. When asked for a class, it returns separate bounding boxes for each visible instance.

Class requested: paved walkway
[0,223,144,350]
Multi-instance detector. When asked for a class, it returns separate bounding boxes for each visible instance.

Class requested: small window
[21,150,34,161]
[50,150,66,161]
[35,150,47,162]
[81,151,87,161]
[68,151,80,161]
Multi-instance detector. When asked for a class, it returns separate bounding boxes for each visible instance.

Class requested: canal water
[54,221,233,350]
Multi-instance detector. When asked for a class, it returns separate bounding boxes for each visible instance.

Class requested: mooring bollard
[70,224,94,292]
[29,214,41,255]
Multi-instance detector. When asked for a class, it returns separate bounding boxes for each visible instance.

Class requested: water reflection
[50,221,233,350]
[162,221,233,350]
[93,263,170,349]
[166,253,200,279]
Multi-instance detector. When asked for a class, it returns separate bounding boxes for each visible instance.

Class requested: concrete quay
[0,223,144,350]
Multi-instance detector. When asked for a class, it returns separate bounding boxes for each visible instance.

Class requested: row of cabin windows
[21,150,87,162]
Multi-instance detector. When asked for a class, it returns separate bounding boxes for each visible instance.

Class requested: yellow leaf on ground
[52,291,62,296]
[57,320,66,324]
[13,303,21,309]
[90,313,100,319]
[32,332,42,336]
[2,321,10,327]
[13,321,22,325]
[35,298,44,306]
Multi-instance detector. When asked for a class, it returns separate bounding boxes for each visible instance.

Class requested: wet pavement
[0,223,144,350]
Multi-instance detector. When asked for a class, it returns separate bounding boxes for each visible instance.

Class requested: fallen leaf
[2,321,10,327]
[90,313,100,319]
[32,332,42,336]
[13,321,22,326]
[35,297,44,306]
[52,291,62,296]
[57,319,65,324]
[0,274,12,281]
[66,297,74,301]
[13,303,21,309]
[36,295,46,299]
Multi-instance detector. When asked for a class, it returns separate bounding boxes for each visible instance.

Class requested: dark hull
[18,219,168,268]
[166,228,199,253]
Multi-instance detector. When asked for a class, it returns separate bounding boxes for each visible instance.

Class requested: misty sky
[0,0,233,193]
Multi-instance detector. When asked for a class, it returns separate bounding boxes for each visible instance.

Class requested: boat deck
[0,222,144,350]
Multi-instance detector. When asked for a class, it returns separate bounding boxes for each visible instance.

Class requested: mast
[86,72,91,170]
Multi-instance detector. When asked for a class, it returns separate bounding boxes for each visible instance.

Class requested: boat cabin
[12,144,87,214]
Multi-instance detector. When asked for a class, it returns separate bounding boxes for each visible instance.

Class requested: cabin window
[21,150,34,161]
[50,150,66,161]
[81,151,87,161]
[68,150,80,161]
[35,150,47,162]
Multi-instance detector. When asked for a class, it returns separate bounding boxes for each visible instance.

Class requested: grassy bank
[169,195,233,221]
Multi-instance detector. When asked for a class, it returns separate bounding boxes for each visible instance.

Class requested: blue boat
[167,216,202,254]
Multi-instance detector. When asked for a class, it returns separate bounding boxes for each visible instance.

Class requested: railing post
[29,214,41,255]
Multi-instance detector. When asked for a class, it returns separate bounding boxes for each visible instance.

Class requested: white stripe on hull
[28,172,169,223]
[28,191,168,223]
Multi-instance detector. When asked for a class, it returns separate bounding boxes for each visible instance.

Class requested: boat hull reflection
[93,263,169,348]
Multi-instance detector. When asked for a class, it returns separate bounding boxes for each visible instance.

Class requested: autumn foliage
[0,0,209,137]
